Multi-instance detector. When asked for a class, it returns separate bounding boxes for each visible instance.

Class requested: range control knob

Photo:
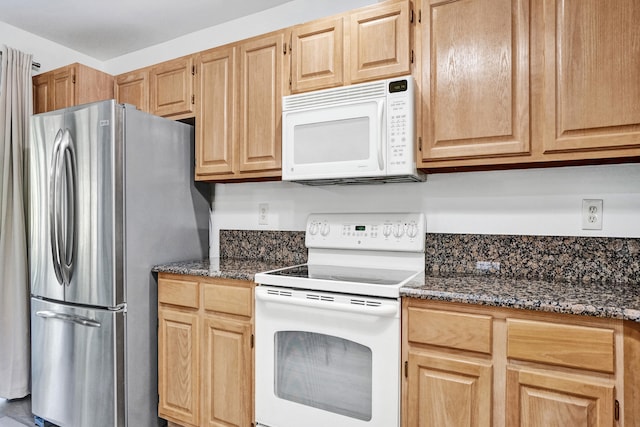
[320,222,331,236]
[392,223,405,238]
[407,221,419,238]
[308,222,319,235]
[382,224,392,237]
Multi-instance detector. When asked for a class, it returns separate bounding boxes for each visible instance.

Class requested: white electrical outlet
[582,199,603,230]
[258,203,269,225]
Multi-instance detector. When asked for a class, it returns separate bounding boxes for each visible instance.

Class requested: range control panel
[305,213,425,252]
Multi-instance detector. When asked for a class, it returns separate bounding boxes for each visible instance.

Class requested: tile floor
[0,396,33,426]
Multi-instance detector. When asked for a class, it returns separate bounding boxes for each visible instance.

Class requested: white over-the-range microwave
[282,75,425,185]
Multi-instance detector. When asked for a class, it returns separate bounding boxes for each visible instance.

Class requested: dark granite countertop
[153,259,640,322]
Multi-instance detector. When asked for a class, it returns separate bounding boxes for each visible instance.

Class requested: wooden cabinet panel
[290,17,344,93]
[150,56,195,118]
[506,367,614,427]
[237,33,284,173]
[419,0,530,162]
[350,0,411,84]
[203,281,252,318]
[158,278,199,309]
[52,66,75,111]
[195,47,236,178]
[408,307,492,354]
[32,73,50,114]
[115,69,149,112]
[202,317,252,427]
[541,0,640,154]
[158,309,199,426]
[407,351,492,427]
[507,319,615,373]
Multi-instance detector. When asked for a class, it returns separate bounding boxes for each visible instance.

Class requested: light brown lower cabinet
[158,273,254,427]
[403,298,640,427]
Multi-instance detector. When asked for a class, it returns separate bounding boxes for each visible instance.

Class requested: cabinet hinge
[404,361,408,378]
[410,9,414,23]
[251,334,255,348]
[411,50,414,64]
[283,42,287,55]
[191,65,196,75]
[191,94,195,104]
[72,75,76,84]
[419,9,422,23]
[615,400,620,421]
[289,76,292,86]
[418,136,422,151]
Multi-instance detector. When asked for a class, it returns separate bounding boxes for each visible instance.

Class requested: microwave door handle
[377,100,385,171]
[49,129,65,285]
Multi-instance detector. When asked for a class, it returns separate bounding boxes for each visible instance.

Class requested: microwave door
[283,100,385,181]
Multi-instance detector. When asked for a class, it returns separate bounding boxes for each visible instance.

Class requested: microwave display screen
[388,79,408,93]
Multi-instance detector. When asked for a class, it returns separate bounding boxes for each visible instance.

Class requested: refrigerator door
[30,100,121,307]
[62,101,120,307]
[29,108,67,302]
[31,297,125,427]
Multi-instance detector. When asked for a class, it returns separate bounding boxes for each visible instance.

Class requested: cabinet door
[202,317,252,427]
[158,308,199,426]
[115,70,149,112]
[32,73,50,114]
[237,33,284,173]
[541,0,640,154]
[150,56,195,118]
[195,47,236,178]
[290,17,344,93]
[349,0,411,84]
[407,351,492,427]
[419,0,530,162]
[51,66,76,112]
[506,367,615,427]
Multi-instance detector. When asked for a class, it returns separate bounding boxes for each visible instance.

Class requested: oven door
[255,286,400,427]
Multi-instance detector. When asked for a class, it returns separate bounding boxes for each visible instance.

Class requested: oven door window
[274,331,372,421]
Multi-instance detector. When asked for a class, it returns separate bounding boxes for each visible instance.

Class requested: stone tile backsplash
[219,230,639,284]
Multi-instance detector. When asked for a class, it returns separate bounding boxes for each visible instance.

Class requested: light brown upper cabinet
[149,55,195,119]
[289,16,345,93]
[32,63,114,114]
[195,31,285,181]
[540,0,640,156]
[349,0,412,84]
[289,0,412,93]
[416,0,531,164]
[114,68,149,112]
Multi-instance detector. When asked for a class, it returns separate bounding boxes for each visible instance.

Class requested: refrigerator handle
[35,310,101,328]
[59,129,77,286]
[49,129,65,285]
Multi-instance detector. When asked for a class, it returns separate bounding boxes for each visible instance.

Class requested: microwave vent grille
[293,174,426,186]
[284,80,387,111]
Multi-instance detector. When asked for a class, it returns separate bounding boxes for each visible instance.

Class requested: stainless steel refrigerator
[27,100,210,427]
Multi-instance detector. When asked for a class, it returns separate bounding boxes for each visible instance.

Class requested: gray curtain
[0,45,32,399]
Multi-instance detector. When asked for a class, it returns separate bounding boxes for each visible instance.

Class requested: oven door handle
[255,290,398,317]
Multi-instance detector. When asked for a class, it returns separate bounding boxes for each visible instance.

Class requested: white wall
[209,163,640,257]
[0,21,104,73]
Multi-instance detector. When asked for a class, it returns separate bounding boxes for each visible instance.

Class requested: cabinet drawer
[507,319,615,373]
[158,278,199,309]
[203,282,252,317]
[408,307,493,354]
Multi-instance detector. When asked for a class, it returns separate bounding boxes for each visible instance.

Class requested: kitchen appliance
[254,212,425,427]
[282,76,424,185]
[28,100,209,427]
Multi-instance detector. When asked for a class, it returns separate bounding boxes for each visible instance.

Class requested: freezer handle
[35,310,101,328]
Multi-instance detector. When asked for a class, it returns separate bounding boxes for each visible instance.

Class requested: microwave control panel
[386,77,415,174]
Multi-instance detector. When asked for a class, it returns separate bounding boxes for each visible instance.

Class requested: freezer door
[31,297,125,427]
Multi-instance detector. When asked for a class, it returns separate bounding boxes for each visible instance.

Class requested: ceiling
[0,0,294,61]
